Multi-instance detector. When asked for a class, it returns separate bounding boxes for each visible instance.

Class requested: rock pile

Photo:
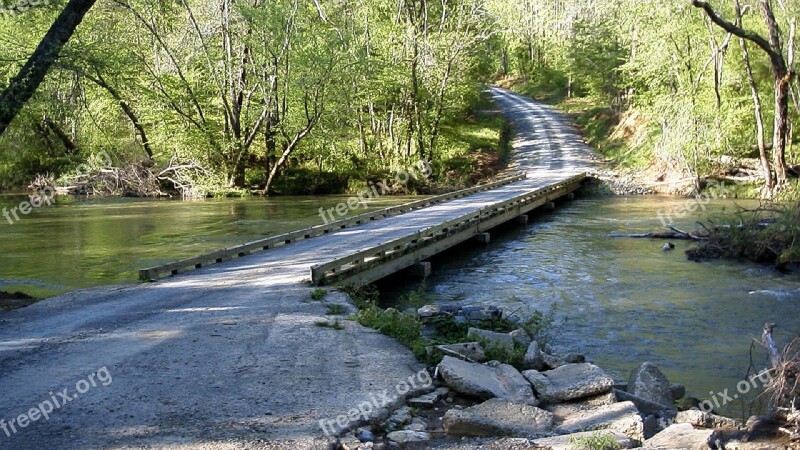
[331,314,780,449]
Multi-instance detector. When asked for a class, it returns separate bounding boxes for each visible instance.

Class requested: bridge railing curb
[138,171,527,281]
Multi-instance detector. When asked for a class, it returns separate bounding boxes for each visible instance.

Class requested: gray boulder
[386,430,430,444]
[614,388,678,417]
[510,328,532,347]
[628,362,674,408]
[438,356,538,405]
[555,401,645,442]
[642,423,714,449]
[522,341,545,370]
[675,409,741,429]
[443,398,553,437]
[467,327,515,351]
[542,353,568,369]
[523,363,614,403]
[435,342,487,363]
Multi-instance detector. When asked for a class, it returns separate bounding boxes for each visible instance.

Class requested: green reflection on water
[0,193,418,298]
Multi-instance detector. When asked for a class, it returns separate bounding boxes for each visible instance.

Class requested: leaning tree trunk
[0,0,97,136]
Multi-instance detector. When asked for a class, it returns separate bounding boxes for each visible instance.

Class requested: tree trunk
[0,0,97,136]
[691,0,793,191]
[86,73,153,159]
[736,0,773,191]
[773,74,791,185]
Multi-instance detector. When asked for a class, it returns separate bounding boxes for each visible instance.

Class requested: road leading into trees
[0,87,596,449]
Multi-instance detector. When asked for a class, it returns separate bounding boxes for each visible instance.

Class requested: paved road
[0,88,596,449]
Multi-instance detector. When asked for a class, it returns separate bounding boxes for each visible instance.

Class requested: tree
[691,0,795,188]
[0,0,97,136]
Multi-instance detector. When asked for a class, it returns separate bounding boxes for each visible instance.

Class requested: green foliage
[310,288,327,301]
[689,204,800,266]
[568,432,622,450]
[326,304,345,315]
[314,319,345,331]
[349,286,558,368]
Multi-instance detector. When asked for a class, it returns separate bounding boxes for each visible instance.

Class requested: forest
[0,0,797,199]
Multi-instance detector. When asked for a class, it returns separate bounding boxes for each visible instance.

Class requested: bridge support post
[544,202,556,211]
[566,192,575,200]
[472,232,491,245]
[515,215,528,225]
[407,262,432,279]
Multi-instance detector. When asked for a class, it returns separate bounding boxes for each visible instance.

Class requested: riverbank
[334,296,796,449]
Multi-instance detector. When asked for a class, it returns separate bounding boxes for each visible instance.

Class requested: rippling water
[381,196,800,417]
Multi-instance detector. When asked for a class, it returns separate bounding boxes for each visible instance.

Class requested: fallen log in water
[609,226,708,241]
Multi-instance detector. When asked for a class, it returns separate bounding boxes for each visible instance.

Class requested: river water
[1,192,798,416]
[379,195,800,417]
[0,193,416,298]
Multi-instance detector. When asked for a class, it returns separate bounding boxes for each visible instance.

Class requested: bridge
[0,87,598,449]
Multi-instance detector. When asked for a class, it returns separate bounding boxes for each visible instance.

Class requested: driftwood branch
[763,322,783,369]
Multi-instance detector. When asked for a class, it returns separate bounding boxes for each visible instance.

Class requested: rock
[642,423,714,449]
[510,329,532,347]
[522,341,545,371]
[462,306,500,322]
[675,409,741,429]
[404,420,426,432]
[438,356,538,405]
[555,401,645,442]
[628,362,675,409]
[541,353,567,369]
[676,396,703,411]
[546,392,618,418]
[670,383,686,401]
[443,398,553,437]
[417,305,439,318]
[356,428,375,443]
[407,387,449,407]
[563,353,586,364]
[614,389,677,417]
[385,430,430,445]
[388,406,412,426]
[467,328,515,351]
[523,363,614,403]
[531,430,634,449]
[662,242,675,251]
[642,414,659,439]
[435,342,487,363]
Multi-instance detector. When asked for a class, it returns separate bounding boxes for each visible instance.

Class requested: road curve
[0,88,596,449]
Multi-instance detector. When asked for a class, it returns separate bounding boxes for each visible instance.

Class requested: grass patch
[326,304,345,315]
[310,288,327,300]
[314,319,344,330]
[346,285,558,367]
[569,432,622,450]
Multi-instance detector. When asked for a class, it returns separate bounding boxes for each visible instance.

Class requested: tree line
[0,0,797,198]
